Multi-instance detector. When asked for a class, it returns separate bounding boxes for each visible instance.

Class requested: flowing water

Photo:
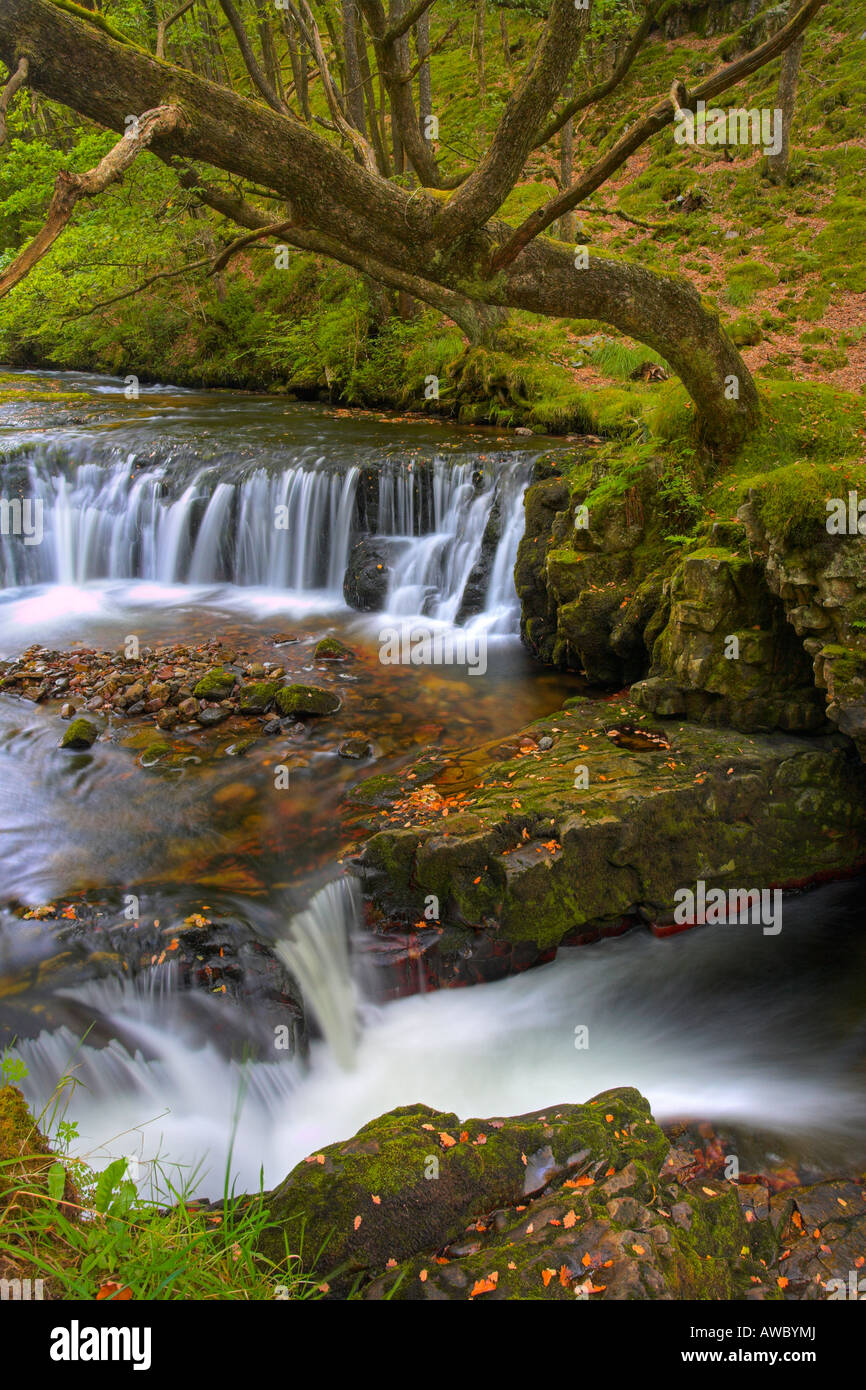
[2,371,865,1196]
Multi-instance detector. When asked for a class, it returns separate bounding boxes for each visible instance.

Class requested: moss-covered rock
[357,697,866,949]
[274,684,342,717]
[59,717,98,749]
[314,638,353,661]
[260,1087,777,1300]
[238,681,279,713]
[192,668,237,699]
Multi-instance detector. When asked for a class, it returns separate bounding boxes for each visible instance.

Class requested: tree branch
[434,0,591,241]
[490,0,830,271]
[535,0,670,148]
[217,0,291,115]
[0,56,29,146]
[155,0,194,60]
[0,104,183,299]
[383,0,435,45]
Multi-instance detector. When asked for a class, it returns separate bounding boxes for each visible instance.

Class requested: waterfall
[0,442,531,630]
[275,878,361,1071]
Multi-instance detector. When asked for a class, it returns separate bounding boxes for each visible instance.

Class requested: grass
[0,1051,322,1301]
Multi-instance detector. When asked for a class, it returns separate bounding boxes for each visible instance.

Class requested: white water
[16,879,866,1196]
[1,445,529,631]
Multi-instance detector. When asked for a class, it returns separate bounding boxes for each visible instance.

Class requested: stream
[2,370,865,1199]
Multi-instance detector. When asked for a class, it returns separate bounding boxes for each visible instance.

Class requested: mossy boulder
[274,684,341,717]
[238,681,279,713]
[314,637,353,661]
[59,717,98,749]
[193,668,237,699]
[260,1087,776,1301]
[358,697,866,949]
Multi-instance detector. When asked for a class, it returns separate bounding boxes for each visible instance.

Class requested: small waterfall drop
[275,878,361,1070]
[0,443,531,631]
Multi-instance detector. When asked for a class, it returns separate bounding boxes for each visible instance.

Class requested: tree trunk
[765,0,804,183]
[0,0,763,452]
[341,0,367,135]
[475,0,486,103]
[416,8,432,144]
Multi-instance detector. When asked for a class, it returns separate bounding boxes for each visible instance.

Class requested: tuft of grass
[0,1053,321,1301]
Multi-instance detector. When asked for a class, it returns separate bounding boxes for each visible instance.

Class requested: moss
[238,681,279,713]
[274,684,341,717]
[192,668,236,699]
[314,637,352,661]
[59,717,98,749]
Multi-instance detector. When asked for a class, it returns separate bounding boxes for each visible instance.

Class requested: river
[1,370,864,1199]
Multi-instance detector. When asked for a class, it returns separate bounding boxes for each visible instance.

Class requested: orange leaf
[470,1272,499,1297]
[541,1269,556,1287]
[563,1209,577,1229]
[353,1215,362,1231]
[96,1281,132,1301]
[439,1132,457,1148]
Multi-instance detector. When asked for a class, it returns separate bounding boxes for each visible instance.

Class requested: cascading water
[275,879,361,1071]
[0,441,531,631]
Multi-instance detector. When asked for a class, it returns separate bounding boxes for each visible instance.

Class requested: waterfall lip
[3,446,532,636]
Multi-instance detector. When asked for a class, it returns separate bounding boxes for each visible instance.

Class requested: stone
[339,737,371,759]
[314,637,353,661]
[343,537,391,611]
[192,668,236,700]
[274,684,342,717]
[239,681,279,714]
[59,717,98,750]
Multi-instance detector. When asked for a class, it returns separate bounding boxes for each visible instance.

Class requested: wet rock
[156,707,179,731]
[225,738,258,756]
[356,696,866,952]
[260,1087,771,1301]
[339,737,371,759]
[275,684,341,717]
[262,719,281,736]
[315,637,353,661]
[343,537,390,612]
[177,697,200,721]
[59,717,98,750]
[456,486,503,625]
[193,668,236,700]
[197,705,231,727]
[239,681,278,714]
[60,702,75,720]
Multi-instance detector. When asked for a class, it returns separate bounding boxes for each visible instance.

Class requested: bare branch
[217,0,291,115]
[490,0,830,271]
[535,0,670,148]
[155,0,194,60]
[383,0,435,45]
[435,0,591,241]
[0,56,29,146]
[0,105,183,299]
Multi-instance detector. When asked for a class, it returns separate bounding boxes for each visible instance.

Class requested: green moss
[192,668,236,699]
[274,684,341,717]
[59,717,98,749]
